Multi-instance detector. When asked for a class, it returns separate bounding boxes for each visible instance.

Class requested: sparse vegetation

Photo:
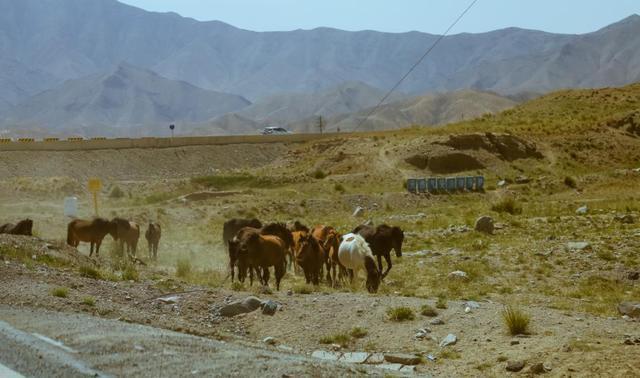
[436,296,448,309]
[564,176,578,189]
[491,196,523,215]
[82,296,96,306]
[109,185,125,198]
[311,169,327,179]
[122,265,140,281]
[349,327,368,339]
[420,304,438,317]
[319,332,351,347]
[79,265,102,280]
[386,306,415,321]
[292,283,314,294]
[502,305,531,335]
[51,287,69,298]
[175,258,192,278]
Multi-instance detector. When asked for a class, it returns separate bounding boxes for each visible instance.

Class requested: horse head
[17,219,33,236]
[364,256,381,293]
[392,227,404,257]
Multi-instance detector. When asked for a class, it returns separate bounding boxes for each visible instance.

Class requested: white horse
[338,233,381,293]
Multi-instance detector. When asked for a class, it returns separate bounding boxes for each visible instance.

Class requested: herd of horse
[224,218,404,293]
[1,216,404,294]
[0,217,161,260]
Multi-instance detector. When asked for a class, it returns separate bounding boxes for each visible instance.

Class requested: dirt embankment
[0,143,288,180]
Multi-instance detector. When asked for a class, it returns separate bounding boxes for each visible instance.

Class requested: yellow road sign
[88,178,102,193]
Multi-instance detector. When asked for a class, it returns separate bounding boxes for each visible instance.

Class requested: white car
[261,127,290,135]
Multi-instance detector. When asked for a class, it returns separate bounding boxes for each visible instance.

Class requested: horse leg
[275,264,284,291]
[89,242,94,257]
[382,253,392,279]
[263,266,270,287]
[376,254,384,274]
[95,240,102,256]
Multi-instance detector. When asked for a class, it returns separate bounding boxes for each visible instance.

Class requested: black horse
[222,218,263,252]
[352,224,404,279]
[0,219,33,236]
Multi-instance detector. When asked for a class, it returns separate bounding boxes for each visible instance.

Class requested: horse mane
[363,255,378,274]
[290,221,309,233]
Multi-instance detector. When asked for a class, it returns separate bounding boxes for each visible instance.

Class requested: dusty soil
[1,239,639,377]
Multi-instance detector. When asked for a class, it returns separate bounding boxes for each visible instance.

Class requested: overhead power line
[351,0,479,132]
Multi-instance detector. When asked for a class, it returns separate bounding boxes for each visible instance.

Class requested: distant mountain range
[0,0,638,136]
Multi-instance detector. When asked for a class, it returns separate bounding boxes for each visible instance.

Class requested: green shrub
[122,265,139,281]
[292,284,313,294]
[79,265,102,280]
[109,185,125,198]
[386,306,415,321]
[349,327,368,339]
[502,305,530,335]
[82,296,96,306]
[312,169,327,179]
[319,333,351,347]
[491,196,523,215]
[176,258,192,278]
[436,296,448,309]
[333,183,345,192]
[420,304,438,317]
[564,176,578,189]
[51,287,69,298]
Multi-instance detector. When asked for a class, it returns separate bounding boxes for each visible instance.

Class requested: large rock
[475,216,494,234]
[618,302,640,318]
[506,360,526,372]
[439,334,457,348]
[566,242,591,251]
[448,270,469,280]
[339,352,370,364]
[383,353,422,365]
[261,300,278,315]
[218,296,262,317]
[311,350,341,361]
[576,206,588,215]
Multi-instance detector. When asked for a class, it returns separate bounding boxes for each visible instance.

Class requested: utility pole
[317,116,324,135]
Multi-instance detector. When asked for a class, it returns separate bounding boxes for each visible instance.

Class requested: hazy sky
[119,0,639,34]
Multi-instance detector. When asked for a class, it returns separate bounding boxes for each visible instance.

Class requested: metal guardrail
[407,176,485,193]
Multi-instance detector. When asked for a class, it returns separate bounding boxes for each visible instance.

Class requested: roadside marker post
[87,178,102,216]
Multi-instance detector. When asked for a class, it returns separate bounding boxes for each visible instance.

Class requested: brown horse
[0,219,33,236]
[222,218,262,252]
[113,218,140,257]
[145,222,161,260]
[239,233,287,290]
[67,218,118,257]
[311,225,345,285]
[353,224,404,279]
[294,233,324,285]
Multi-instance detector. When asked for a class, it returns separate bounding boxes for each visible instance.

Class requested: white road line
[0,362,25,378]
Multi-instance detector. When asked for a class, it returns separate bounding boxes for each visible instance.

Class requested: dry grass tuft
[502,305,531,335]
[387,306,415,321]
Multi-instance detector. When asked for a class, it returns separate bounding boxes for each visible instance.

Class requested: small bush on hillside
[312,169,327,179]
[387,306,415,321]
[176,258,192,278]
[292,283,313,294]
[82,296,96,306]
[502,305,530,335]
[122,265,139,281]
[333,183,345,192]
[349,327,368,339]
[491,196,523,215]
[436,296,448,309]
[51,287,69,298]
[319,332,351,347]
[420,304,438,317]
[79,265,102,279]
[109,185,125,198]
[564,176,578,189]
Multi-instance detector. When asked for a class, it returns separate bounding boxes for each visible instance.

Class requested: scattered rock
[529,362,550,374]
[339,352,370,364]
[352,206,365,217]
[311,350,341,361]
[261,300,278,316]
[366,353,385,365]
[384,353,422,365]
[158,295,180,304]
[510,340,520,346]
[506,360,526,372]
[498,180,507,188]
[618,302,640,318]
[378,363,403,371]
[330,344,342,351]
[430,318,445,325]
[286,289,293,296]
[615,214,635,224]
[414,328,430,339]
[576,206,588,215]
[218,296,262,317]
[399,365,417,373]
[566,242,591,251]
[475,216,495,234]
[277,345,293,352]
[465,301,480,309]
[262,337,277,345]
[448,270,469,280]
[439,334,457,348]
[515,176,531,184]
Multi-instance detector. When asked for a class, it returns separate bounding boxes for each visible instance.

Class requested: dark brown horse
[0,219,33,236]
[239,233,287,290]
[353,224,404,279]
[261,222,294,270]
[145,222,161,260]
[294,233,324,285]
[113,218,140,257]
[67,218,118,257]
[222,218,262,252]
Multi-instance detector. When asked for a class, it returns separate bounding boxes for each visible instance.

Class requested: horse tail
[66,222,74,246]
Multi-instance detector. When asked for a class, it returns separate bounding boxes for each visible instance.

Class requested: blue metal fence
[407,175,485,193]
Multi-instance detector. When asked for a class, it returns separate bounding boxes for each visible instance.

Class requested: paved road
[0,306,368,377]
